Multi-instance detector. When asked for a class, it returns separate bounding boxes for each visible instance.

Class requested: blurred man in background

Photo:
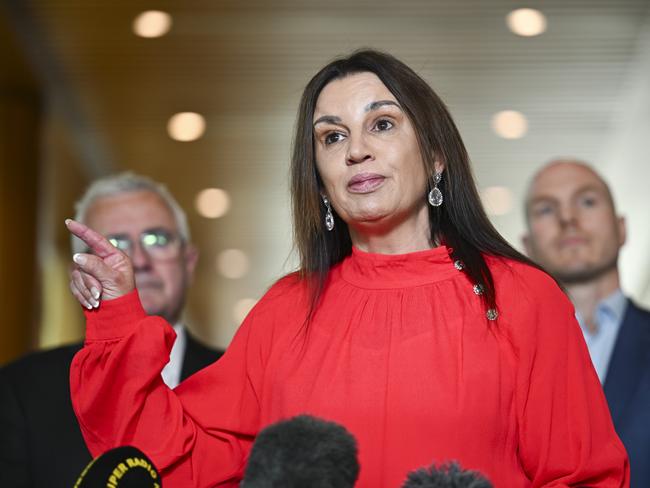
[0,173,224,487]
[523,159,650,486]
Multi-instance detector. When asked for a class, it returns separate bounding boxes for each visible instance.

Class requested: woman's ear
[434,160,445,174]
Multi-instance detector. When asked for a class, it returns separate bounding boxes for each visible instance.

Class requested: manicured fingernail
[92,299,100,308]
[73,253,86,265]
[85,302,93,310]
[91,287,100,299]
[65,219,72,226]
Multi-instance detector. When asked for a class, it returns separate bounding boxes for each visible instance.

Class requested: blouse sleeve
[507,266,629,487]
[70,289,270,487]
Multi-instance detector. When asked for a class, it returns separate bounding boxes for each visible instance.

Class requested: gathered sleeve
[70,289,271,487]
[504,265,629,487]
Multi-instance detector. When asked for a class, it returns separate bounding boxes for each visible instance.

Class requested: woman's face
[313,72,433,237]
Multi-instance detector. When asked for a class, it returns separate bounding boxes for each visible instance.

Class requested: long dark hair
[291,49,543,315]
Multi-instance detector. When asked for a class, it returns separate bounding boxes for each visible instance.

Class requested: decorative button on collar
[451,256,498,322]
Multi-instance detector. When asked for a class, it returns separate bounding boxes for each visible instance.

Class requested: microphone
[241,414,359,488]
[74,446,161,488]
[402,461,492,488]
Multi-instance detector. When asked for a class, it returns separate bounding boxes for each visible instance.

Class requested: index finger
[65,219,120,259]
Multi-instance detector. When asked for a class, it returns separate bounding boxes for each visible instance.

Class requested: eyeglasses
[103,228,183,261]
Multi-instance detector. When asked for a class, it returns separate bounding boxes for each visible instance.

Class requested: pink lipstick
[347,173,385,193]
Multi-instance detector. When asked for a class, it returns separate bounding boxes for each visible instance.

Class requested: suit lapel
[180,331,224,381]
[603,302,650,427]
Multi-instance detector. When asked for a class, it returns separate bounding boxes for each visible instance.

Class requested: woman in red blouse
[67,50,628,487]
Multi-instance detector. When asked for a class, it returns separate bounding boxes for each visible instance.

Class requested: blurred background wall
[1,0,649,364]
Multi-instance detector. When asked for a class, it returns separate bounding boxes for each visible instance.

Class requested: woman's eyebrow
[313,100,401,127]
[365,100,401,112]
[313,115,342,127]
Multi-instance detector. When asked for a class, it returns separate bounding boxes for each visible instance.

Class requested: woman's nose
[346,133,373,165]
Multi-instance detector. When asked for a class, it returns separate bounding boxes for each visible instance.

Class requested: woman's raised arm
[66,219,263,487]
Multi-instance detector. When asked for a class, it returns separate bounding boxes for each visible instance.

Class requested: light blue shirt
[576,289,628,384]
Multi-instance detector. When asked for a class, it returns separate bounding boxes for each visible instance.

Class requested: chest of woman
[255,285,523,486]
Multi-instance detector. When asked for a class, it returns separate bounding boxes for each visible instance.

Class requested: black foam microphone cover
[402,461,493,488]
[74,445,161,488]
[241,414,359,488]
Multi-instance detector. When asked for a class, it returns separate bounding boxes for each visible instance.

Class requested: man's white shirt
[161,323,187,389]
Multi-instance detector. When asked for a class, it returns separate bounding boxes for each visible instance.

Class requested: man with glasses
[0,173,224,487]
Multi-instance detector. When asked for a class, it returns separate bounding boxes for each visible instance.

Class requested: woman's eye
[324,132,345,145]
[373,119,394,132]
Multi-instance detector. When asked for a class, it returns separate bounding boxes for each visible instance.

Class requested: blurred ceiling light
[167,112,206,141]
[133,10,172,38]
[217,249,250,279]
[195,188,230,219]
[481,186,513,216]
[491,110,528,139]
[506,8,547,37]
[233,298,257,324]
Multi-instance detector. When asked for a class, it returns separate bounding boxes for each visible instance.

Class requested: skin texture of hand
[65,219,136,309]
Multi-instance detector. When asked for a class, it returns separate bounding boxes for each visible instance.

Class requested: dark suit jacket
[603,301,650,487]
[0,330,223,488]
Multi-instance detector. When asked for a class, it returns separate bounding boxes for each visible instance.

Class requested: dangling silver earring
[322,195,335,231]
[428,171,443,207]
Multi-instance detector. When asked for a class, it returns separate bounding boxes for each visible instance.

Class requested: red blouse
[70,246,629,487]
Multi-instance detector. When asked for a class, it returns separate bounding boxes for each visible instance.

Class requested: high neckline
[338,245,459,289]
